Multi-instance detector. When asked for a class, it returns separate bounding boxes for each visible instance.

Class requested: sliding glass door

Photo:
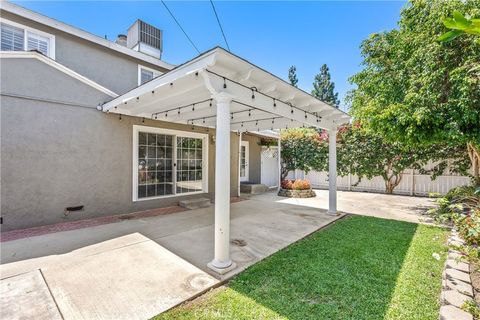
[134,126,208,201]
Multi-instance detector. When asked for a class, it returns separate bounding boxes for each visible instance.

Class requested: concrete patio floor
[0,190,434,319]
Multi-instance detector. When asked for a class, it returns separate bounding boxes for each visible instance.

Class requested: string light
[155,115,158,120]
[151,90,155,94]
[136,97,139,102]
[210,99,212,107]
[142,117,145,123]
[204,70,324,122]
[119,114,122,121]
[251,89,255,99]
[248,109,251,117]
[223,77,227,89]
[192,104,195,111]
[178,108,181,114]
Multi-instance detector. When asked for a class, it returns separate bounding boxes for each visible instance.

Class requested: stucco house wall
[1,10,169,94]
[0,58,240,231]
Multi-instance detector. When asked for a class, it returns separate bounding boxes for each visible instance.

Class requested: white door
[261,146,279,187]
[240,141,249,182]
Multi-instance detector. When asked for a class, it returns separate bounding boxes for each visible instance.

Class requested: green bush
[455,209,480,246]
[429,186,480,223]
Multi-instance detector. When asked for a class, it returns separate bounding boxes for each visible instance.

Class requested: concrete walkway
[276,189,436,224]
[1,192,347,320]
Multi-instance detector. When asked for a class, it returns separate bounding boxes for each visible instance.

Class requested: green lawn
[154,216,449,320]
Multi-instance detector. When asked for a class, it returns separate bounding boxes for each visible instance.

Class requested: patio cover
[102,47,351,274]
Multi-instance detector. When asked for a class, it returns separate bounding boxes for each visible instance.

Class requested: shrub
[455,209,480,246]
[281,179,311,190]
[292,179,311,190]
[429,186,480,223]
[281,180,293,189]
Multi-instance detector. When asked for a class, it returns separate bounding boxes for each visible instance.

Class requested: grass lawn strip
[154,216,449,320]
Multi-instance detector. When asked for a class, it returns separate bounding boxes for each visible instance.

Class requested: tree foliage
[438,10,480,42]
[288,65,298,87]
[347,0,480,183]
[311,64,340,107]
[280,124,470,193]
[280,128,327,180]
[337,124,470,193]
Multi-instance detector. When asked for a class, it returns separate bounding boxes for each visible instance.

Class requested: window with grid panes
[137,132,173,198]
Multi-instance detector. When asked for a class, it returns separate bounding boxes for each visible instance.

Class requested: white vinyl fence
[287,167,471,196]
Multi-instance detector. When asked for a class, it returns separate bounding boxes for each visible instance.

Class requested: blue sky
[14,1,406,110]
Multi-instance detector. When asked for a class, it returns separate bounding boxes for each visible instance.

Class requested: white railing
[287,168,471,196]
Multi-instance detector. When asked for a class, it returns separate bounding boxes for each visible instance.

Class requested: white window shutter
[1,23,24,52]
[27,32,49,56]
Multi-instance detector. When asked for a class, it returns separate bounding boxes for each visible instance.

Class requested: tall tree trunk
[384,163,403,194]
[467,142,480,186]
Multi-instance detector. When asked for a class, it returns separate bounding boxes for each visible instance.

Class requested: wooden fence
[288,167,471,196]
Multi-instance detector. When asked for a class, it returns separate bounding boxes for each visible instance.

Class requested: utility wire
[209,0,230,51]
[161,0,200,54]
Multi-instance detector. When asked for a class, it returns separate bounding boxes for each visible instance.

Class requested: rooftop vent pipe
[116,34,128,47]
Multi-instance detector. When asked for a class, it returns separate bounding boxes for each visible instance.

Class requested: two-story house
[0,1,348,273]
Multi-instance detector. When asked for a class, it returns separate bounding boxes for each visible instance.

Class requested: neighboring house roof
[0,1,175,71]
[1,51,118,97]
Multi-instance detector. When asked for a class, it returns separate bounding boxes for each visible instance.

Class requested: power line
[161,0,200,54]
[209,0,230,52]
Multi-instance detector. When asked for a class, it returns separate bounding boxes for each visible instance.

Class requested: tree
[280,124,470,194]
[337,124,470,193]
[348,0,480,184]
[311,64,340,107]
[288,65,298,87]
[438,10,480,42]
[280,128,327,180]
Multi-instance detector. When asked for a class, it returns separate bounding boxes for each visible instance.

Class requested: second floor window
[1,23,24,52]
[138,65,162,85]
[0,20,55,58]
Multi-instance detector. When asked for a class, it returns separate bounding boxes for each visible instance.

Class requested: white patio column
[238,131,242,197]
[328,127,338,215]
[208,93,236,274]
[277,136,282,191]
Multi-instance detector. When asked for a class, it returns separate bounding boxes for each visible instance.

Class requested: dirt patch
[470,262,480,304]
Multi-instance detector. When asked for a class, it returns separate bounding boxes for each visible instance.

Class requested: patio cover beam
[100,47,349,275]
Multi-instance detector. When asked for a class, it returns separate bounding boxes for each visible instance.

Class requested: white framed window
[0,18,55,59]
[132,125,209,201]
[138,65,162,85]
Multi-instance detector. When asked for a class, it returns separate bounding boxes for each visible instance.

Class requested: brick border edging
[439,230,475,320]
[277,188,316,198]
[1,197,247,243]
